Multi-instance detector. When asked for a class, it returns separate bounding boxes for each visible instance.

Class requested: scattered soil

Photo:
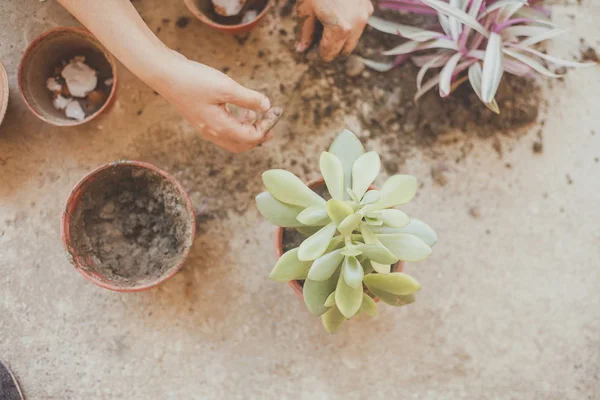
[69,164,194,287]
[176,16,190,28]
[579,39,599,62]
[288,8,541,168]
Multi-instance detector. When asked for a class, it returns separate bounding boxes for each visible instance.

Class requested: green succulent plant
[255,130,438,333]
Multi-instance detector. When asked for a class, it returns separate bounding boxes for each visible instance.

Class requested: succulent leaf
[262,170,326,208]
[359,223,393,274]
[363,272,421,295]
[270,248,312,282]
[255,192,305,227]
[335,268,364,318]
[338,213,363,236]
[340,246,363,257]
[326,199,354,225]
[370,219,438,247]
[342,256,364,289]
[296,225,321,237]
[369,286,416,307]
[369,209,410,228]
[355,243,399,265]
[298,222,337,261]
[365,175,418,211]
[322,305,346,334]
[320,152,345,200]
[297,206,331,226]
[328,130,365,198]
[324,291,336,307]
[361,190,381,205]
[377,233,433,261]
[303,269,339,316]
[365,217,384,226]
[351,151,381,200]
[307,249,344,281]
[358,293,378,316]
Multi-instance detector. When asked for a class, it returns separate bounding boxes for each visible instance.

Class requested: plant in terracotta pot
[256,130,437,333]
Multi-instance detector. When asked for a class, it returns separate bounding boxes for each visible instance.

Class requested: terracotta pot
[61,161,196,292]
[18,27,118,127]
[0,61,8,128]
[183,0,274,34]
[274,177,404,300]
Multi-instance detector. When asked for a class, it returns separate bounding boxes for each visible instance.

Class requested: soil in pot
[69,165,193,287]
[195,0,269,25]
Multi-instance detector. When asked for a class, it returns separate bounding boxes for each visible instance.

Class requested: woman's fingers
[221,81,271,112]
[296,1,316,52]
[206,106,283,152]
[320,25,351,62]
[341,20,368,56]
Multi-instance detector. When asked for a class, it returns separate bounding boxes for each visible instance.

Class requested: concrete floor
[1,0,599,399]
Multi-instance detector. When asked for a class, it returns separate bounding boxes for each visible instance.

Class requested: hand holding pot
[296,0,374,61]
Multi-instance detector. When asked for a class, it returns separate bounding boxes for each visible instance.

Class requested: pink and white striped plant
[363,0,595,113]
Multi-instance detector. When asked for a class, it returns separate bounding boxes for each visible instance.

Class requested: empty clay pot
[18,27,117,127]
[0,61,8,128]
[61,161,196,292]
[183,0,273,34]
[274,178,403,299]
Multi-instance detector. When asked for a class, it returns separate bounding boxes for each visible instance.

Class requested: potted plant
[361,0,595,113]
[255,130,438,333]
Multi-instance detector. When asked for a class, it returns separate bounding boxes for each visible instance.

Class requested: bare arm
[57,0,282,153]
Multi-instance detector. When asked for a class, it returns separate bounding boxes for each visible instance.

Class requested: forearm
[57,0,171,89]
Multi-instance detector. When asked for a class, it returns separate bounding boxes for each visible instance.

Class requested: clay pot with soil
[18,27,117,127]
[62,161,196,292]
[256,129,438,333]
[184,0,273,34]
[0,61,8,128]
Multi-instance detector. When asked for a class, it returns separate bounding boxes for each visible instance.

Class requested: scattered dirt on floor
[579,39,599,62]
[283,8,541,170]
[131,119,276,221]
[70,165,193,286]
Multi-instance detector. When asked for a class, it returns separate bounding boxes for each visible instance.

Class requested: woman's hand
[154,50,282,153]
[296,0,374,61]
[57,0,282,154]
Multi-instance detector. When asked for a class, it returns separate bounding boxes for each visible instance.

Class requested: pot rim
[61,160,197,292]
[273,177,403,301]
[18,26,118,127]
[0,61,8,127]
[183,0,274,33]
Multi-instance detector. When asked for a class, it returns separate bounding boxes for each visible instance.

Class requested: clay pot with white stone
[0,60,8,128]
[61,161,196,292]
[184,0,273,34]
[18,27,117,127]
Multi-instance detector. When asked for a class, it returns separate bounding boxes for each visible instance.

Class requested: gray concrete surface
[1,0,599,399]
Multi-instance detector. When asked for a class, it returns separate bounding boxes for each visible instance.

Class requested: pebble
[346,55,365,77]
[372,87,386,103]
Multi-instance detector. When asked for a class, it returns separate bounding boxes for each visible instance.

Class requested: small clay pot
[18,27,117,127]
[0,61,8,128]
[61,161,196,292]
[183,0,274,34]
[274,178,404,300]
